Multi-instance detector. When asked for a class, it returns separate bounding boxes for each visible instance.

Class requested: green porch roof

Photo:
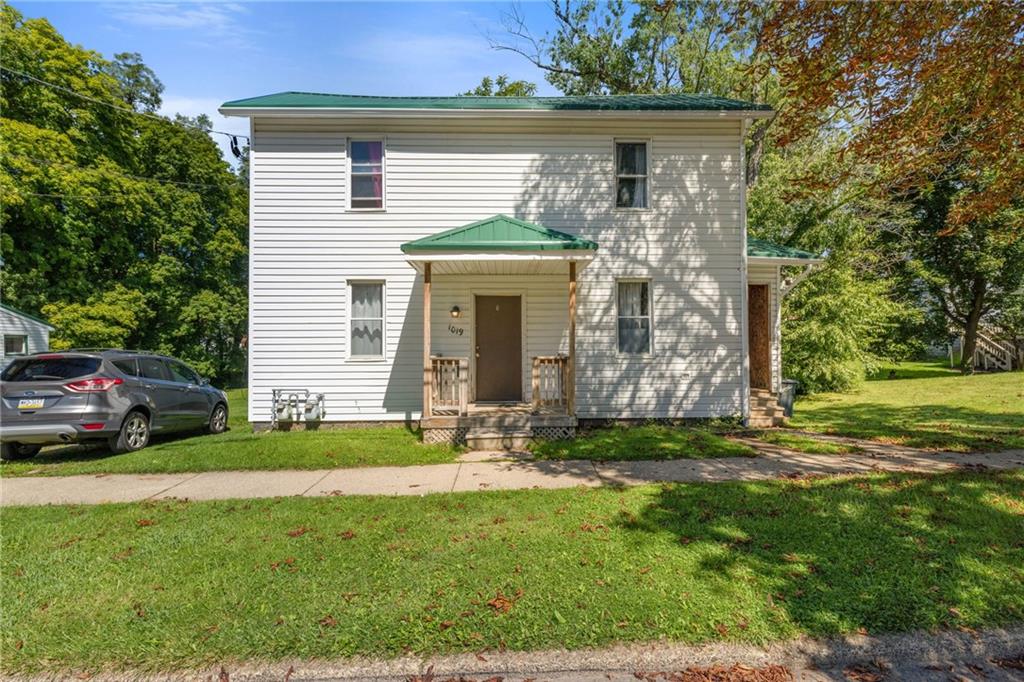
[747,237,820,261]
[401,215,598,253]
[221,92,772,113]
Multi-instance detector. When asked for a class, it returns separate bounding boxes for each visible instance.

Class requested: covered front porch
[401,215,597,446]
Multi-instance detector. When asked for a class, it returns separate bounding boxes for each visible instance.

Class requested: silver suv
[0,350,229,460]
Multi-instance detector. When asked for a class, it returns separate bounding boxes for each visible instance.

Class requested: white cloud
[159,95,250,165]
[103,2,257,49]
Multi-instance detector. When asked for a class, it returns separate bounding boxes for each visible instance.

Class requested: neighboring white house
[1,303,54,366]
[220,92,821,444]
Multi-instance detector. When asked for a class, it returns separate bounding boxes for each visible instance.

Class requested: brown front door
[748,284,772,390]
[475,295,522,402]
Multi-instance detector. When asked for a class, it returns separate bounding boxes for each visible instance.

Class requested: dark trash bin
[778,379,799,417]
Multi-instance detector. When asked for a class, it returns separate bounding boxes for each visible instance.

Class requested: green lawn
[790,360,1024,452]
[0,390,459,477]
[531,424,755,461]
[749,431,863,455]
[3,472,1022,674]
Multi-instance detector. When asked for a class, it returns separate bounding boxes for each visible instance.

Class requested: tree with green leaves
[491,0,779,183]
[900,176,1024,373]
[0,4,248,382]
[463,74,537,97]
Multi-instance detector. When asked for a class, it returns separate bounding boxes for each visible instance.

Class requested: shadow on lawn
[866,364,960,381]
[615,471,1024,639]
[4,428,231,469]
[793,402,1024,451]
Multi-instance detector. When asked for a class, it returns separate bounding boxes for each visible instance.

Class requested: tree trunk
[959,277,987,375]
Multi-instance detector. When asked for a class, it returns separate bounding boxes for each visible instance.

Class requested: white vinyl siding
[0,309,51,366]
[248,116,746,422]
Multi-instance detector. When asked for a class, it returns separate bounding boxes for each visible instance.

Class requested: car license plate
[17,398,45,410]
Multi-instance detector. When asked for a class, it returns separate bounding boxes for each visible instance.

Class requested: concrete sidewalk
[2,446,1022,507]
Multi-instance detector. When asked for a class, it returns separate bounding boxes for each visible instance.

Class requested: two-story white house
[220,92,820,447]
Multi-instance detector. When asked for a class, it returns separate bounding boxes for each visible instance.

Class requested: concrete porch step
[748,416,786,428]
[465,428,533,451]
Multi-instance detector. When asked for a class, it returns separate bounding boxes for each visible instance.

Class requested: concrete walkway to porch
[3,440,1022,507]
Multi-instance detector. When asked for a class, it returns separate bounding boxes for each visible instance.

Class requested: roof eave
[218,106,774,120]
[748,255,824,266]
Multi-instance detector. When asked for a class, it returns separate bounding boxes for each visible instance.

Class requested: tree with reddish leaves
[754,0,1024,237]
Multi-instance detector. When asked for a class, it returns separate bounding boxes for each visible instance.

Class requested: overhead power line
[0,66,249,142]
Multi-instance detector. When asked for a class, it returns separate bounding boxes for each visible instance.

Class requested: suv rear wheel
[109,410,150,454]
[207,403,228,434]
[0,442,42,461]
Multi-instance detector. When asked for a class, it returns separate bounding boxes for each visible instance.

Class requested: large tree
[901,175,1024,372]
[755,0,1024,236]
[0,4,248,382]
[491,0,779,183]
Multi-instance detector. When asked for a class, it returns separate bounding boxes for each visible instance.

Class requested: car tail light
[65,377,124,392]
[82,423,105,430]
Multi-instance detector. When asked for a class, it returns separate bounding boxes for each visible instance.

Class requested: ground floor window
[3,335,27,356]
[349,281,385,359]
[617,279,651,353]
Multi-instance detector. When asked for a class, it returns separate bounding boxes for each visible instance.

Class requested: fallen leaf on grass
[135,519,155,527]
[286,526,313,538]
[112,547,134,561]
[338,530,356,540]
[57,536,83,549]
[439,620,455,631]
[318,615,337,628]
[14,640,23,650]
[487,589,523,614]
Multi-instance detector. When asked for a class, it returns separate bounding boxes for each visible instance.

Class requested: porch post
[567,260,577,415]
[422,262,432,419]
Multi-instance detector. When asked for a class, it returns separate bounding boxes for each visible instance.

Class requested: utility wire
[0,66,249,142]
[4,154,235,192]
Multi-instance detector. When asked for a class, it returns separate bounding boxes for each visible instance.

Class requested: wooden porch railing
[532,355,568,410]
[430,356,469,416]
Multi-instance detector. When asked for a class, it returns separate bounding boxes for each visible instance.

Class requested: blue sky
[13,1,561,157]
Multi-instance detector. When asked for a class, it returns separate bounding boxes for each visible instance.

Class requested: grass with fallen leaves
[0,390,460,477]
[3,471,1023,674]
[749,431,863,456]
[790,360,1024,452]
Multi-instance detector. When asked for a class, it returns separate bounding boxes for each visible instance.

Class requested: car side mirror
[199,377,210,386]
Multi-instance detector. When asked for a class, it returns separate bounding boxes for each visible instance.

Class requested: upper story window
[615,141,649,209]
[617,279,652,354]
[349,139,385,210]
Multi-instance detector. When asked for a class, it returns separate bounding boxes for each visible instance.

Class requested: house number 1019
[448,324,464,336]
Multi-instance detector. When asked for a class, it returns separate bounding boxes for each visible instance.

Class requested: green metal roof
[221,91,772,113]
[0,302,54,329]
[401,215,598,253]
[747,237,820,261]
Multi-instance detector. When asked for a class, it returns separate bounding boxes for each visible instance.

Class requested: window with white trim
[349,281,385,358]
[349,139,384,209]
[3,335,27,356]
[617,280,651,353]
[615,141,649,209]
